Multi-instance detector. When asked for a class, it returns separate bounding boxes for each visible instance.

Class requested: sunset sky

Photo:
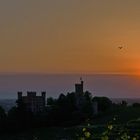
[1,0,140,74]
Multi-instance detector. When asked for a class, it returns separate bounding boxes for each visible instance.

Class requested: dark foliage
[92,96,113,112]
[132,103,140,108]
[0,93,137,134]
[45,91,93,126]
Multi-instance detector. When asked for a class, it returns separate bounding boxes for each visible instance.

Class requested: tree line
[0,91,139,134]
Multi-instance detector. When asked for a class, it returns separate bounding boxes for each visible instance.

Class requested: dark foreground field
[0,106,140,140]
[0,127,78,140]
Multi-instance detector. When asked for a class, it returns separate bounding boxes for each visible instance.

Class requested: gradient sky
[1,0,140,74]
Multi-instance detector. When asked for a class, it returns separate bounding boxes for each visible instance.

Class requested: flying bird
[118,46,123,49]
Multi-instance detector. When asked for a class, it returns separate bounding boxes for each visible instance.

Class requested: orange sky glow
[1,0,140,75]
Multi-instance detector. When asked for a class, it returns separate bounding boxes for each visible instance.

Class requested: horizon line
[0,72,139,76]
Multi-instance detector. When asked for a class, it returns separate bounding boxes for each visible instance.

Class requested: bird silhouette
[118,46,123,49]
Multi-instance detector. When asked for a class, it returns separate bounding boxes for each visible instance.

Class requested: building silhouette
[75,78,84,94]
[17,91,46,113]
[75,78,85,110]
[75,78,98,115]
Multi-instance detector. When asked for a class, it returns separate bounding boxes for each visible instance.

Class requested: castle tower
[75,78,84,94]
[17,91,46,113]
